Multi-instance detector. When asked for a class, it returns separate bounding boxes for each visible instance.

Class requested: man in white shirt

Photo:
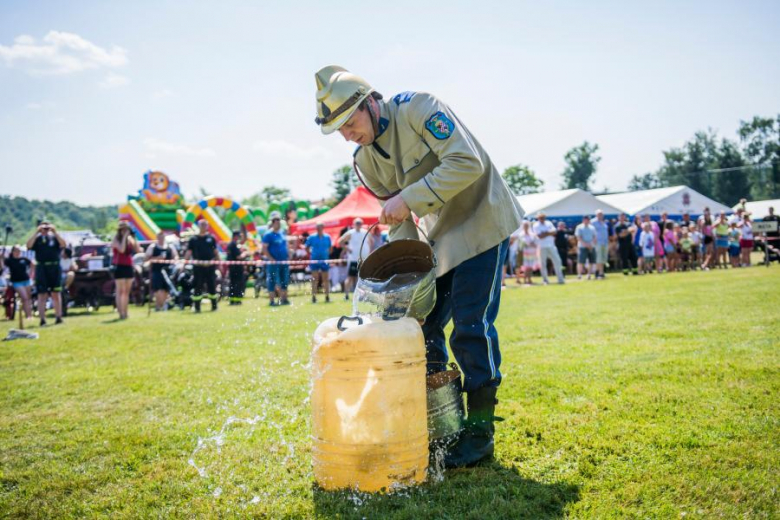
[338,218,373,299]
[532,212,564,284]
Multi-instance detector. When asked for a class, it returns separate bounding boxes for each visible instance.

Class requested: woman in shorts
[713,213,730,268]
[0,245,33,319]
[727,223,741,268]
[112,221,138,319]
[145,231,178,311]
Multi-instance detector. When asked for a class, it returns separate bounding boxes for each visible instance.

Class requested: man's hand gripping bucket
[354,223,437,321]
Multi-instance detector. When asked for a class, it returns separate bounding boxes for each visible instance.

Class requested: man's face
[354,222,362,231]
[619,214,626,222]
[338,106,374,145]
[271,218,281,231]
[596,212,604,221]
[538,215,546,224]
[198,221,208,233]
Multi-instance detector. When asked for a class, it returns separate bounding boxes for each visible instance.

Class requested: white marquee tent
[596,185,730,217]
[517,189,622,222]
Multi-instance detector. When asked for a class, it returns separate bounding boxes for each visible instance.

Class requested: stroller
[173,264,195,310]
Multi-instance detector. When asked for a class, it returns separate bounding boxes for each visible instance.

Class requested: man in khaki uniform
[314,66,524,467]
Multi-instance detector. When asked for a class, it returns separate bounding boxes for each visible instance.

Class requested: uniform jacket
[354,92,524,276]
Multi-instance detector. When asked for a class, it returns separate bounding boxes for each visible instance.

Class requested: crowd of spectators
[3,203,778,321]
[506,204,779,285]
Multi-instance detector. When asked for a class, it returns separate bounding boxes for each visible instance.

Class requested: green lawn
[1,267,778,519]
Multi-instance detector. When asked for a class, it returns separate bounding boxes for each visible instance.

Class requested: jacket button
[414,159,420,164]
[428,202,434,207]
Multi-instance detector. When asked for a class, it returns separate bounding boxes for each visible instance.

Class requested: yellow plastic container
[311,315,428,492]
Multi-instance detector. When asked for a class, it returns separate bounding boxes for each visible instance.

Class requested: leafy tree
[261,186,291,203]
[561,142,600,191]
[0,196,117,244]
[711,139,749,206]
[502,164,544,195]
[738,115,780,200]
[331,165,358,203]
[628,172,662,191]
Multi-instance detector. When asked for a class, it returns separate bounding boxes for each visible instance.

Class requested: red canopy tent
[289,186,382,240]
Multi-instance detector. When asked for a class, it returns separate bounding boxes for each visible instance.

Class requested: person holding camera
[112,221,139,320]
[0,245,34,320]
[26,220,67,325]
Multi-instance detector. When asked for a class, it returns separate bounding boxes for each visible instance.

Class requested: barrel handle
[337,315,363,331]
[358,221,437,268]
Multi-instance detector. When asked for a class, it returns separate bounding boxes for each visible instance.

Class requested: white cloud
[152,89,175,100]
[99,73,129,89]
[0,31,128,75]
[26,102,43,110]
[143,138,216,158]
[252,139,332,159]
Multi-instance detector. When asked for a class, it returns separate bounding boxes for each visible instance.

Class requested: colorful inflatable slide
[119,199,161,240]
[180,196,258,242]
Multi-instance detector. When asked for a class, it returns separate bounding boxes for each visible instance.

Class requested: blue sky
[1,1,778,206]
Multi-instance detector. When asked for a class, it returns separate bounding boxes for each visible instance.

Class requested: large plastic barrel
[311,316,428,492]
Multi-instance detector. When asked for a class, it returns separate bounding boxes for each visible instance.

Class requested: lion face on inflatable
[148,171,170,192]
[140,170,182,206]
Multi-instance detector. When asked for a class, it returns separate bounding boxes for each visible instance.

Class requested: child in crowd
[679,229,694,271]
[519,221,538,285]
[728,222,741,268]
[688,223,701,270]
[639,222,656,274]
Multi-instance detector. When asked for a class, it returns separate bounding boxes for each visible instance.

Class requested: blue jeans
[266,264,289,292]
[423,239,509,393]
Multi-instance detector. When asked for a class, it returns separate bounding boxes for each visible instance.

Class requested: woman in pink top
[739,214,754,267]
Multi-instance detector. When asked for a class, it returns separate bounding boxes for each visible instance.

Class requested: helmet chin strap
[366,97,380,142]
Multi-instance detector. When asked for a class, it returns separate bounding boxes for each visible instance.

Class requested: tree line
[317,114,777,208]
[0,196,117,245]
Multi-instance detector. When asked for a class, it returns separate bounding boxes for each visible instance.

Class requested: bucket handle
[358,221,436,267]
[337,315,363,331]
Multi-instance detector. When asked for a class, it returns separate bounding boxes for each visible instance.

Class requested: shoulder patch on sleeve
[393,91,416,105]
[425,111,455,140]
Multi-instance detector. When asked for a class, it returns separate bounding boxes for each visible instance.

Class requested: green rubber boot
[444,386,499,468]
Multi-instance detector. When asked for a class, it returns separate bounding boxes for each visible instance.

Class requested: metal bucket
[426,363,465,442]
[358,224,437,321]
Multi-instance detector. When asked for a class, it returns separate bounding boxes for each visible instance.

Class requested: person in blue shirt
[262,212,290,306]
[305,223,332,303]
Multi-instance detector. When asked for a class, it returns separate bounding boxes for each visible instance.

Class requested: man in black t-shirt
[614,213,638,275]
[185,220,220,312]
[226,232,247,305]
[26,220,67,326]
[762,206,780,261]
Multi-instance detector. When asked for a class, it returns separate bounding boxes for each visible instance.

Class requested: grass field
[1,267,778,519]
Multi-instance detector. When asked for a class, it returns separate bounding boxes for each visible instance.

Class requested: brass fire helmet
[314,65,374,135]
[358,238,437,321]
